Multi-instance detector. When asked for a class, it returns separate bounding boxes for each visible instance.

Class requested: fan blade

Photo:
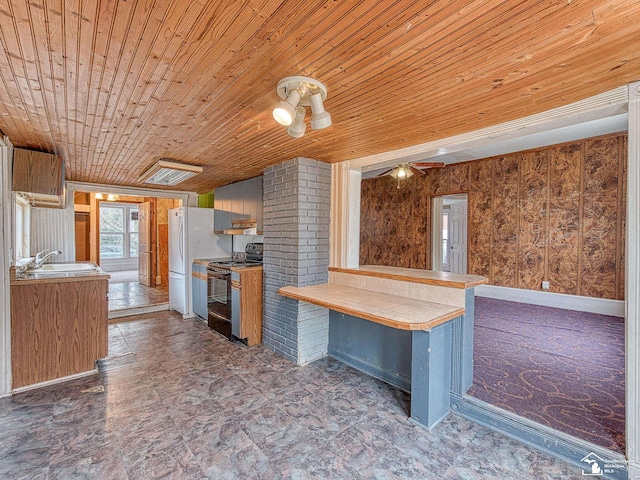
[376,169,393,177]
[414,162,445,169]
[409,166,425,176]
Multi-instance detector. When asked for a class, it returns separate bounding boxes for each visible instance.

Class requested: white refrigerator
[168,207,231,317]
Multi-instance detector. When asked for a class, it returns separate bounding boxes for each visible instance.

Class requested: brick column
[262,157,331,364]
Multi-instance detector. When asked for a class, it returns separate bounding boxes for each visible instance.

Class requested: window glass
[100,206,124,233]
[99,204,139,260]
[100,233,124,259]
[129,233,138,257]
[442,211,449,265]
[15,201,23,260]
[129,210,139,232]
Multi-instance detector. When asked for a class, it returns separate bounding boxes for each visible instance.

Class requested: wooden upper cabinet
[12,147,65,196]
[12,148,66,208]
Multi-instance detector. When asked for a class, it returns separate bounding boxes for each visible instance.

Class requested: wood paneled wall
[157,198,181,286]
[360,133,627,300]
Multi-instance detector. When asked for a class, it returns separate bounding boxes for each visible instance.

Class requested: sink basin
[30,263,97,274]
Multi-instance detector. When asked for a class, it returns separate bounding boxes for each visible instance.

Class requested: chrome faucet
[33,249,62,268]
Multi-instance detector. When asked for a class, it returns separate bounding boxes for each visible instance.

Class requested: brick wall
[262,157,331,364]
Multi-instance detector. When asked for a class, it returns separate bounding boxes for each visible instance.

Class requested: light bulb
[272,90,301,126]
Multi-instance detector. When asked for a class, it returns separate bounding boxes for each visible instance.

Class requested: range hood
[12,148,66,208]
[224,219,258,235]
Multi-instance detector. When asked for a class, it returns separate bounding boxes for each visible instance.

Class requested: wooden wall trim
[0,137,11,395]
[626,81,640,473]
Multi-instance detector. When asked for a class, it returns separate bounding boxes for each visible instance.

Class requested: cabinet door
[191,264,200,317]
[243,177,258,223]
[230,182,244,222]
[214,184,231,231]
[192,264,207,319]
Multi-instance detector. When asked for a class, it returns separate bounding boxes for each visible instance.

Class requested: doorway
[432,194,467,273]
[72,191,178,317]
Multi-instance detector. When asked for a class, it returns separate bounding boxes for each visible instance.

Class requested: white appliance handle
[178,216,184,262]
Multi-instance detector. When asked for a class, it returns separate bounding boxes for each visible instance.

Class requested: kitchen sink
[30,263,97,274]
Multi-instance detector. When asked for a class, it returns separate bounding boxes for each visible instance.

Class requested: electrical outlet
[542,281,550,290]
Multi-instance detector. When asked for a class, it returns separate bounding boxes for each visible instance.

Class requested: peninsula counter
[279,265,487,429]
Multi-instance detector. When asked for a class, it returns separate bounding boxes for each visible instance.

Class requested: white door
[138,202,152,286]
[449,200,467,274]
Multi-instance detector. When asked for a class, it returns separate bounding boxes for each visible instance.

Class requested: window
[100,204,139,260]
[14,194,30,260]
[442,209,449,267]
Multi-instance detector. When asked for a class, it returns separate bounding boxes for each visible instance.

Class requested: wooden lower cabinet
[231,267,263,346]
[11,277,109,389]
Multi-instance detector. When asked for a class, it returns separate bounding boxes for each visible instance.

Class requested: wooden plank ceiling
[0,0,638,193]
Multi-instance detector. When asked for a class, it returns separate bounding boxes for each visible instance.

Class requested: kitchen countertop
[329,265,487,289]
[278,283,464,331]
[11,263,110,285]
[193,257,228,266]
[193,258,263,271]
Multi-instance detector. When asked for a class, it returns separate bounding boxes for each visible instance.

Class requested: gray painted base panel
[327,349,411,392]
[452,393,628,480]
[410,324,452,430]
[328,311,454,430]
[328,311,412,391]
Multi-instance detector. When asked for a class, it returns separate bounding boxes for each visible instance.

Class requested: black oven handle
[206,268,231,279]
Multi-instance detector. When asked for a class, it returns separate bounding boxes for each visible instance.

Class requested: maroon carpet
[468,297,625,453]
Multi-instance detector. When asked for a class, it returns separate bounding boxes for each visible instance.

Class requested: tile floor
[108,282,169,312]
[0,311,584,479]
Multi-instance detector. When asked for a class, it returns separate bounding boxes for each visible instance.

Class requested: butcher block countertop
[279,283,464,331]
[329,265,487,289]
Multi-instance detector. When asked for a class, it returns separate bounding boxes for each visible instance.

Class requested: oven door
[206,268,232,339]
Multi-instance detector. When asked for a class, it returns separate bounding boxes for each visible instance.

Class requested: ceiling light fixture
[287,106,307,138]
[390,163,415,189]
[95,193,104,200]
[138,159,203,186]
[273,76,331,138]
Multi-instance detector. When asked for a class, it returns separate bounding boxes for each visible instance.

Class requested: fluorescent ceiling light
[139,159,203,186]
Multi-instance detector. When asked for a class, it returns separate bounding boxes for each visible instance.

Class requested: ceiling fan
[377,162,445,188]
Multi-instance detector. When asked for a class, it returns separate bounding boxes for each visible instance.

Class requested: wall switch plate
[542,281,550,290]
